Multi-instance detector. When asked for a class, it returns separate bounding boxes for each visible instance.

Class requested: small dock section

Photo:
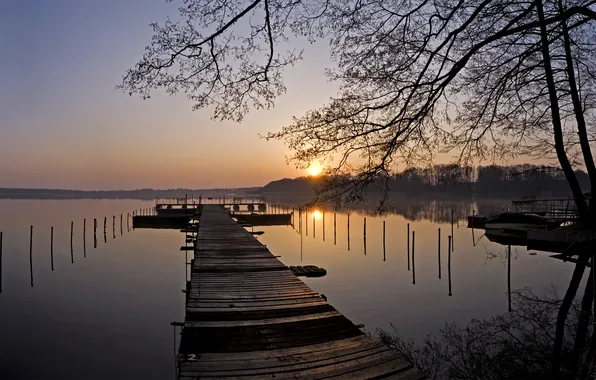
[177,205,421,379]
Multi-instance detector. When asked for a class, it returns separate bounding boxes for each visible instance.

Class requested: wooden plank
[181,336,380,362]
[184,311,343,328]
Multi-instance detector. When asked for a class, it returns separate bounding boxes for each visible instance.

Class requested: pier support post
[83,219,87,258]
[364,217,367,238]
[0,231,3,293]
[313,213,316,239]
[363,217,367,256]
[29,225,33,287]
[412,231,415,284]
[448,236,452,296]
[508,245,512,312]
[347,214,350,251]
[451,209,454,251]
[471,210,476,246]
[70,221,74,263]
[322,212,325,241]
[333,213,337,245]
[305,209,308,236]
[407,223,410,271]
[383,221,386,262]
[51,227,54,270]
[438,228,441,279]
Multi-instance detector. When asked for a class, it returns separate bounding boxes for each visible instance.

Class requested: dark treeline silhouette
[258,164,589,199]
[0,187,260,200]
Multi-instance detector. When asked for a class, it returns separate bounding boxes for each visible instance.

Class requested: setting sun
[308,167,321,176]
[313,210,321,219]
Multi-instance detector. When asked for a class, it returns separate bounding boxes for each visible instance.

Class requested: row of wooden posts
[0,207,154,293]
[291,207,458,295]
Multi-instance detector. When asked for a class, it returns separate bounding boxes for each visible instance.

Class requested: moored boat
[484,211,561,231]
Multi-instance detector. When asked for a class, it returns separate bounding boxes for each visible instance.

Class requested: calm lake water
[0,199,574,379]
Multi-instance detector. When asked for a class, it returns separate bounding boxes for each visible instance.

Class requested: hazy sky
[0,0,337,190]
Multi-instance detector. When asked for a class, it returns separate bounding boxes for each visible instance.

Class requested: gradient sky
[0,0,338,190]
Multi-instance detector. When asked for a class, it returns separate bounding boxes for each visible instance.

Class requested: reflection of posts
[448,235,452,296]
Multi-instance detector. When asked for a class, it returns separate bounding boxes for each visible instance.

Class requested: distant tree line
[0,187,261,200]
[259,164,589,199]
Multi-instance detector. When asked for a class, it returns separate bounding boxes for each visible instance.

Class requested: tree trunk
[536,0,590,225]
[558,4,596,221]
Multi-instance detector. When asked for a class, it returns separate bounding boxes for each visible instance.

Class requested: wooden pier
[177,205,421,379]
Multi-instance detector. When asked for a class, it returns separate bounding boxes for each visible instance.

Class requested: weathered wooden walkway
[177,205,422,379]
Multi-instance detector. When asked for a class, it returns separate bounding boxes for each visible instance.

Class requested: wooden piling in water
[313,213,316,239]
[438,228,441,279]
[29,225,33,287]
[448,235,452,296]
[51,227,54,270]
[322,212,325,241]
[83,219,87,258]
[412,231,416,284]
[120,214,123,235]
[70,221,74,263]
[451,209,454,251]
[407,223,410,271]
[508,245,512,312]
[333,213,337,245]
[471,210,476,246]
[306,209,308,236]
[347,214,351,251]
[383,221,386,262]
[0,231,3,293]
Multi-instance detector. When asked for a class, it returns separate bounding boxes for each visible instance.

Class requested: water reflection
[280,200,596,377]
[261,200,588,374]
[0,199,185,379]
